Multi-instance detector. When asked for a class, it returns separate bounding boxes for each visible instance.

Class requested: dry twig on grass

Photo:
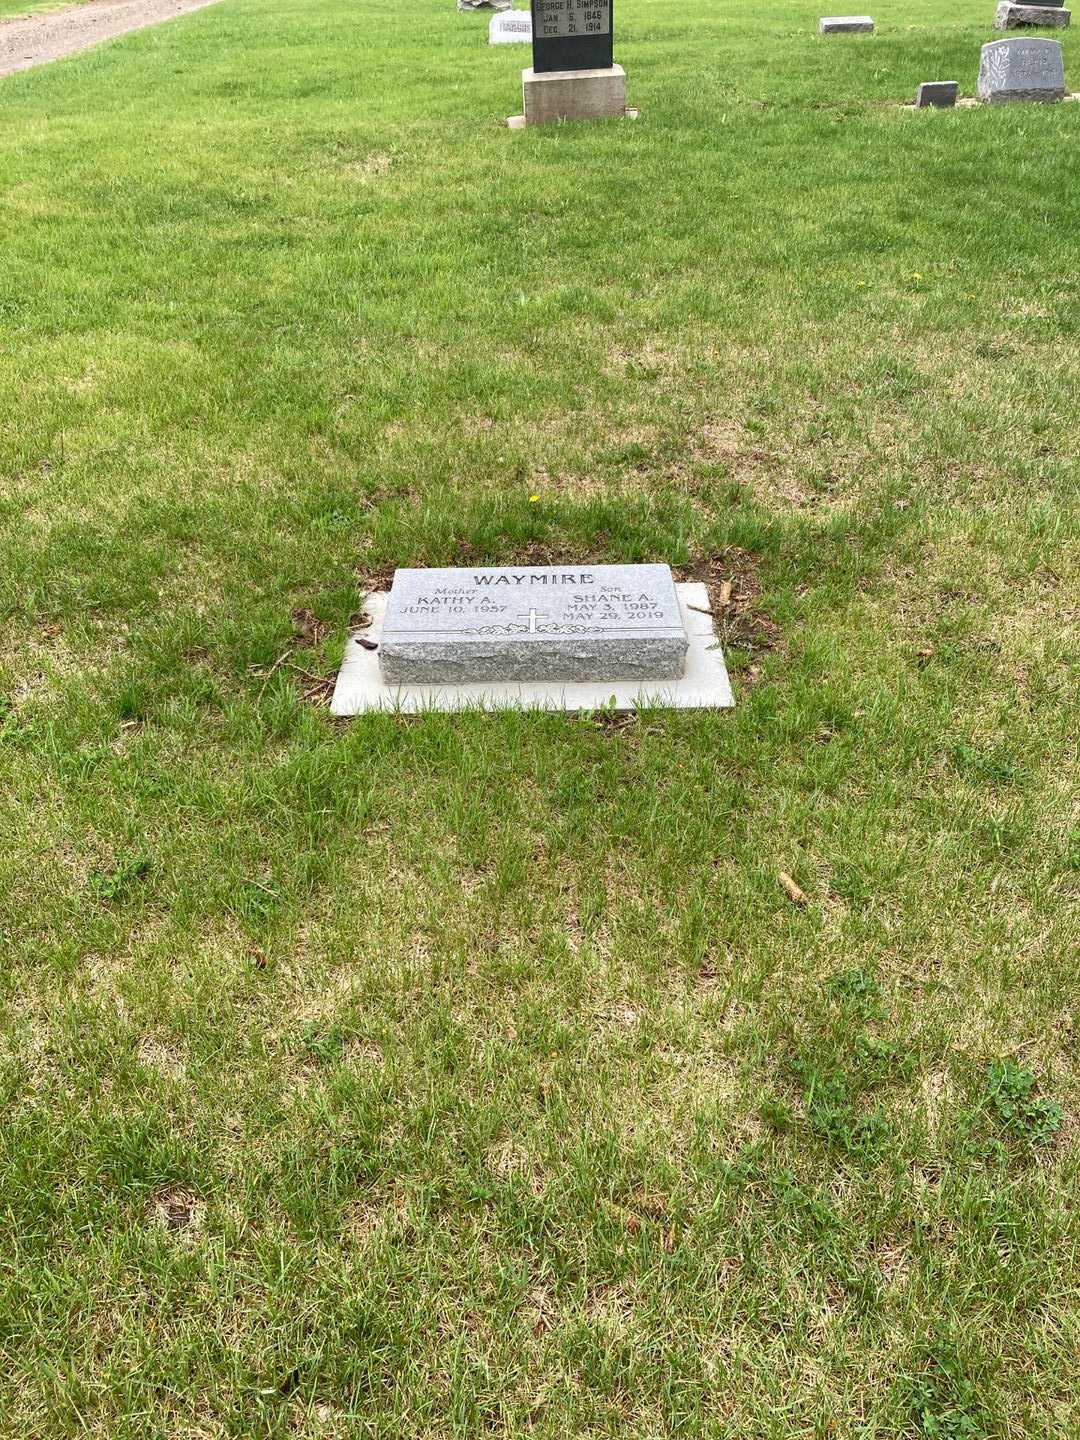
[778,871,809,906]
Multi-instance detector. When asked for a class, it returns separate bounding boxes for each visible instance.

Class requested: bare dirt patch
[146,1182,204,1235]
[251,606,337,707]
[340,151,393,182]
[0,0,222,79]
[675,548,781,684]
[693,419,809,506]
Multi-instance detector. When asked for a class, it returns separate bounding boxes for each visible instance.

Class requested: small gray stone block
[521,64,627,124]
[378,564,688,685]
[916,80,959,106]
[819,15,874,31]
[978,36,1065,100]
[995,2,1070,26]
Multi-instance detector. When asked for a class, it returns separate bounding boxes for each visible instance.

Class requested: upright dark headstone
[530,0,613,73]
[915,80,959,106]
[508,0,627,126]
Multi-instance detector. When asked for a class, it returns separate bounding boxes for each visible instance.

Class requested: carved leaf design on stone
[986,46,1011,90]
[466,623,596,635]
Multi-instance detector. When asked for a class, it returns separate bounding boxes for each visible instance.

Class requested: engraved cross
[515,608,550,633]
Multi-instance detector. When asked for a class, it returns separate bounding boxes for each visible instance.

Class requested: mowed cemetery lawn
[1,0,1079,1433]
[0,0,76,17]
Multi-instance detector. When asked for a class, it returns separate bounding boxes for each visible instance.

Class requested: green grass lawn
[0,0,77,17]
[1,0,1078,1434]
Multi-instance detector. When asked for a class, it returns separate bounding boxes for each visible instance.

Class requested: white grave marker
[490,9,532,43]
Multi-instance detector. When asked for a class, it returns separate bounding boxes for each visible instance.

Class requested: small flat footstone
[916,80,959,106]
[378,564,688,684]
[331,582,732,715]
[978,36,1065,99]
[995,2,1070,26]
[819,15,874,31]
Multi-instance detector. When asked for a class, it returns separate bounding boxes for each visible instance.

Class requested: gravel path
[0,0,222,78]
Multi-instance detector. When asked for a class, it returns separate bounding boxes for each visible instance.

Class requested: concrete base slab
[331,583,734,716]
[521,63,626,124]
[509,105,638,128]
[922,89,1079,106]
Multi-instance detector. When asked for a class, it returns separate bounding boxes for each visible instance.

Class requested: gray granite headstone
[378,565,689,684]
[819,15,874,31]
[916,80,959,106]
[977,37,1065,100]
[994,3,1070,27]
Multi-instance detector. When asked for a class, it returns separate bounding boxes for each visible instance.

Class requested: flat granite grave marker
[916,80,959,106]
[378,565,688,684]
[819,15,874,31]
[977,36,1065,100]
[330,575,733,716]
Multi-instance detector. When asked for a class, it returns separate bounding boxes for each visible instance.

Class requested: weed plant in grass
[0,0,1078,1435]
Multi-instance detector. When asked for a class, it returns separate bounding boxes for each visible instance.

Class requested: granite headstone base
[382,636,683,684]
[995,3,1070,26]
[512,64,627,125]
